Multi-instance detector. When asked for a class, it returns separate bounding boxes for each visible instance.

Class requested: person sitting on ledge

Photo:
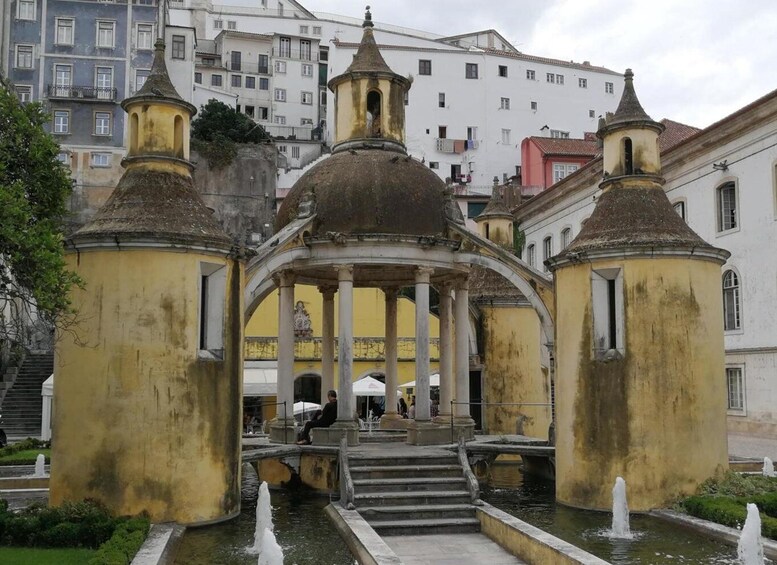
[296,390,337,445]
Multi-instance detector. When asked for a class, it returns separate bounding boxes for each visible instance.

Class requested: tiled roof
[527,137,599,157]
[659,119,702,152]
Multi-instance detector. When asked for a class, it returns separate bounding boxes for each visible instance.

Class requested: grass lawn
[0,547,96,564]
[0,448,51,465]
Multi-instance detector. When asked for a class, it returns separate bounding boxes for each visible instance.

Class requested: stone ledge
[131,523,185,565]
[324,502,401,565]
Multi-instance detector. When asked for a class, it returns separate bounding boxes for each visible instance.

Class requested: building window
[546,73,555,84]
[501,129,511,145]
[274,115,286,125]
[245,76,255,89]
[605,82,614,94]
[95,66,113,98]
[259,78,269,90]
[592,268,624,357]
[279,36,291,58]
[556,74,564,85]
[553,163,578,183]
[300,118,313,126]
[211,74,222,87]
[500,97,510,110]
[53,65,72,96]
[722,270,741,331]
[258,107,269,120]
[291,146,300,159]
[498,65,508,77]
[404,91,409,106]
[90,152,111,167]
[530,101,538,111]
[227,20,236,30]
[551,130,570,139]
[96,21,116,48]
[302,63,313,76]
[257,54,269,74]
[561,227,571,249]
[135,69,150,91]
[299,25,309,34]
[56,151,69,164]
[467,202,486,219]
[579,77,587,88]
[542,236,552,271]
[53,110,70,134]
[726,367,745,412]
[15,45,34,69]
[15,85,33,103]
[526,69,535,80]
[465,63,478,79]
[438,92,445,108]
[137,23,153,50]
[171,35,185,59]
[467,126,477,140]
[312,26,321,35]
[194,72,202,84]
[301,91,313,104]
[214,19,223,29]
[202,57,215,66]
[300,39,311,60]
[18,0,35,20]
[673,200,686,221]
[717,181,737,232]
[429,161,439,169]
[245,105,255,118]
[419,59,432,75]
[94,112,112,136]
[230,51,242,71]
[275,61,287,74]
[589,109,596,118]
[526,244,536,267]
[198,263,226,354]
[275,88,286,102]
[56,18,75,45]
[231,74,242,88]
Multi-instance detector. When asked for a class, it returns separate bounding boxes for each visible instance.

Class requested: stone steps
[354,489,473,507]
[353,476,467,493]
[368,517,481,536]
[350,464,462,480]
[358,503,476,522]
[1,353,53,437]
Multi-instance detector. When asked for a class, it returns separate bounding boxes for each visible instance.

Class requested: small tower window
[484,222,490,240]
[199,262,226,357]
[174,115,184,159]
[130,112,139,154]
[366,90,381,137]
[592,268,624,358]
[623,137,633,175]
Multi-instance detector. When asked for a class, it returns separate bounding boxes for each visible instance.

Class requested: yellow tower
[50,39,244,525]
[548,70,730,511]
[328,6,410,150]
[474,180,515,247]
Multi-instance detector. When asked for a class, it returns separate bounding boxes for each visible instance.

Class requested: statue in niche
[293,301,313,338]
[366,91,381,137]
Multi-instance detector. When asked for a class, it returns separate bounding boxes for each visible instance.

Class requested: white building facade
[515,88,777,437]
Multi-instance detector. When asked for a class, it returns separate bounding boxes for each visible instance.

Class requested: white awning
[42,374,54,397]
[398,373,440,389]
[243,367,278,396]
[353,375,386,396]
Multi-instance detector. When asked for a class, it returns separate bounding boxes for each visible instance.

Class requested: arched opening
[173,115,184,158]
[722,269,741,331]
[130,112,139,155]
[294,373,321,404]
[623,137,633,175]
[484,222,490,240]
[366,90,381,137]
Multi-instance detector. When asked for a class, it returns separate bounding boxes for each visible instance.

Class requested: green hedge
[682,495,777,539]
[0,438,50,459]
[0,499,150,563]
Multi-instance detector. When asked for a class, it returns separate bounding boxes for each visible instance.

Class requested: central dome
[276,148,449,237]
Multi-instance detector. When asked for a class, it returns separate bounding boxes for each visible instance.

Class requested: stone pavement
[383,533,526,565]
[728,432,777,462]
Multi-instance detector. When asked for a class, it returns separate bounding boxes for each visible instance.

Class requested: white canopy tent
[243,367,278,396]
[398,373,440,389]
[353,376,386,396]
[41,374,54,441]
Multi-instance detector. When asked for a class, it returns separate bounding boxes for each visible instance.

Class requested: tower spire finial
[363,5,374,28]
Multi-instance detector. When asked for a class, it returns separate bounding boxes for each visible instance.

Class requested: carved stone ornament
[293,301,313,338]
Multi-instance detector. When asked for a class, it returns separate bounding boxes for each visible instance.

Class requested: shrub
[698,471,777,497]
[682,495,777,539]
[0,438,50,459]
[88,517,150,565]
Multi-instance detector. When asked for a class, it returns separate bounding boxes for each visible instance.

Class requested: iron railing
[224,60,272,75]
[47,85,117,101]
[272,47,318,62]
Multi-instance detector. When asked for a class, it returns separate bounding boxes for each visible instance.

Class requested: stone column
[454,277,475,439]
[380,287,402,428]
[414,268,433,422]
[270,271,296,443]
[435,283,453,423]
[319,286,336,405]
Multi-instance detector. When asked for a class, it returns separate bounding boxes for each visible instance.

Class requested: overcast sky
[307,0,777,128]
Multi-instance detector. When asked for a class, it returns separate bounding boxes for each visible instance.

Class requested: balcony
[271,48,318,62]
[435,138,478,153]
[224,61,272,75]
[47,85,117,102]
[265,125,320,141]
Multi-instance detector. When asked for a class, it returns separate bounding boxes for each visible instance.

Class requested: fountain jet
[33,454,46,478]
[248,481,275,555]
[737,503,764,565]
[763,457,775,478]
[610,476,632,538]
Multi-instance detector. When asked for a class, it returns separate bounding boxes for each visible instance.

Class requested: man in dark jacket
[297,390,337,445]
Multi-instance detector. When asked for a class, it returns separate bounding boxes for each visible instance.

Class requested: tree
[0,78,80,363]
[191,99,269,144]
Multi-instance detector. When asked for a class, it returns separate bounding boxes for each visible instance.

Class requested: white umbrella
[353,376,386,396]
[399,373,440,389]
[293,401,321,415]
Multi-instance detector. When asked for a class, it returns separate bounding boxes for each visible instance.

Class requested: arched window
[561,227,571,250]
[543,236,552,272]
[366,90,381,137]
[722,270,741,331]
[484,222,490,240]
[717,181,737,232]
[130,112,139,154]
[173,115,184,159]
[526,244,535,267]
[623,137,633,175]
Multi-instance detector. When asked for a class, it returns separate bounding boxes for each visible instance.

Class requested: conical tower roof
[598,69,660,135]
[344,7,393,74]
[476,183,513,221]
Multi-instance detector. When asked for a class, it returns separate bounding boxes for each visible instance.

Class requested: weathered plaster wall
[602,127,661,178]
[481,306,550,439]
[555,257,728,511]
[335,77,405,145]
[51,249,244,525]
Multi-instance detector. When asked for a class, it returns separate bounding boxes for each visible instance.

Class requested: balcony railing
[435,138,479,153]
[224,61,272,75]
[265,125,320,141]
[271,47,318,62]
[47,85,117,101]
